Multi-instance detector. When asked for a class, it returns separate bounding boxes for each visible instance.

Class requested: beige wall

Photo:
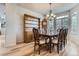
[69,4,79,44]
[5,4,17,47]
[16,5,43,43]
[5,3,43,47]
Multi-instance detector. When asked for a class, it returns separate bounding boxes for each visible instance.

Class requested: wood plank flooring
[0,39,79,56]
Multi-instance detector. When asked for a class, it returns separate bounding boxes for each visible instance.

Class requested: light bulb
[46,14,49,17]
[53,15,56,17]
[51,14,54,16]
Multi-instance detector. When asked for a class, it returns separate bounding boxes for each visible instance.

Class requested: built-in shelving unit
[24,14,40,43]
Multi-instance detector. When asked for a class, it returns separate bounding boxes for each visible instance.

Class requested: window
[47,15,69,34]
[56,15,69,19]
[56,19,61,31]
[71,13,78,34]
[62,18,69,29]
[56,15,69,30]
[47,17,54,34]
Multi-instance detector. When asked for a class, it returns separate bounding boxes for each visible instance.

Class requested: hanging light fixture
[46,3,56,18]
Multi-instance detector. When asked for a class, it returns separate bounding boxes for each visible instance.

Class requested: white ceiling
[17,3,78,15]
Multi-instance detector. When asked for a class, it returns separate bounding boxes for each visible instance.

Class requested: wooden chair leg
[45,39,47,44]
[34,45,36,55]
[65,39,67,44]
[52,44,54,49]
[57,44,59,54]
[60,42,62,50]
[38,46,40,54]
[64,40,65,47]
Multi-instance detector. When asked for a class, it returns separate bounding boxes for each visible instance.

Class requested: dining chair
[63,29,68,47]
[52,29,64,53]
[33,28,48,54]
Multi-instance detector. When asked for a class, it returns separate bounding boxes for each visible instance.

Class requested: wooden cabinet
[24,14,40,43]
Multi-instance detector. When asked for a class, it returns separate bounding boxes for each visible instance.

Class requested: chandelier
[46,3,56,18]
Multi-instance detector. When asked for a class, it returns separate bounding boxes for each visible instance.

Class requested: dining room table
[39,33,58,53]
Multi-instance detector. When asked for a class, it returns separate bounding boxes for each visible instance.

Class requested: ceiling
[17,3,78,15]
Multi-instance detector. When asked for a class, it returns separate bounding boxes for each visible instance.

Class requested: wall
[69,4,79,44]
[5,4,17,47]
[16,5,43,43]
[16,4,79,44]
[5,3,43,46]
[5,3,79,46]
[55,4,79,44]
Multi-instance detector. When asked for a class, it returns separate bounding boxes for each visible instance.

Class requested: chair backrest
[65,29,68,36]
[58,29,64,43]
[33,28,39,42]
[64,29,68,39]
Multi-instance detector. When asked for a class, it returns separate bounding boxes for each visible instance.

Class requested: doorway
[0,3,6,48]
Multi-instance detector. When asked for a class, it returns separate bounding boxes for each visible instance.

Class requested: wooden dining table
[39,33,58,53]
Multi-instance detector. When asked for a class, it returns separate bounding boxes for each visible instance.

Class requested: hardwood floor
[0,35,5,48]
[0,40,79,56]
